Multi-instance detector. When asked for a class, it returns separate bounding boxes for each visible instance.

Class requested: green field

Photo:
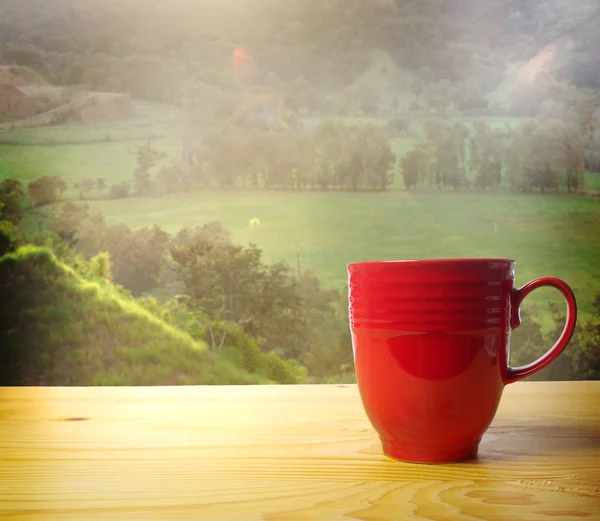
[586,172,600,191]
[79,189,600,317]
[0,102,180,192]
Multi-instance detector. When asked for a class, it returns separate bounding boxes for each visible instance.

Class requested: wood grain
[0,382,599,521]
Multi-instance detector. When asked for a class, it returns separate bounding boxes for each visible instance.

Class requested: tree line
[192,122,396,191]
[19,117,596,207]
[401,119,587,192]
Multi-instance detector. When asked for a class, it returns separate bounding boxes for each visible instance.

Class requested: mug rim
[348,258,515,269]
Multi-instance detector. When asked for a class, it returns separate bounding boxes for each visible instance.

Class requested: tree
[401,148,428,189]
[108,182,130,199]
[133,167,152,196]
[2,46,45,73]
[74,179,95,200]
[0,179,25,226]
[200,129,254,189]
[156,165,184,195]
[96,178,107,192]
[170,222,306,355]
[421,119,467,189]
[296,270,353,376]
[447,122,470,189]
[561,125,586,192]
[27,176,68,207]
[75,217,169,295]
[527,123,566,193]
[0,205,18,257]
[510,306,574,381]
[89,251,112,282]
[49,202,89,246]
[63,62,86,85]
[471,120,504,190]
[422,119,446,187]
[388,117,410,135]
[131,138,164,195]
[360,125,396,190]
[312,121,347,191]
[571,295,600,380]
[504,125,526,192]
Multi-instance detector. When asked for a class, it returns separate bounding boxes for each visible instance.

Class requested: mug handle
[504,277,577,385]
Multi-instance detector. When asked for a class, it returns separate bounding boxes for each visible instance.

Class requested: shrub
[108,182,130,199]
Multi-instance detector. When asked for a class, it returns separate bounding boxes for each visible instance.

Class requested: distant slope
[495,6,600,101]
[0,65,51,88]
[345,49,418,111]
[0,246,268,385]
[0,92,132,130]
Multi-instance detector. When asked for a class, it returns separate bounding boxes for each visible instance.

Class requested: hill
[0,245,270,385]
[0,62,135,129]
[0,65,51,87]
[1,0,599,119]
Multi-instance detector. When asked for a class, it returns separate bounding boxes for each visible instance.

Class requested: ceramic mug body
[348,259,577,463]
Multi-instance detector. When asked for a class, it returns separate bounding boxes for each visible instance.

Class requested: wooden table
[1,382,599,521]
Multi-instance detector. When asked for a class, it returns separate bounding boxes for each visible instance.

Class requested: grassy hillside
[0,245,270,385]
[83,189,600,316]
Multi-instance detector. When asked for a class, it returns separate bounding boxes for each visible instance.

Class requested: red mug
[348,258,577,464]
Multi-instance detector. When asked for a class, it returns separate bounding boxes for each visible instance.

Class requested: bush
[388,117,410,134]
[0,218,18,257]
[264,351,305,384]
[221,324,264,373]
[191,317,306,383]
[89,251,112,282]
[108,182,130,199]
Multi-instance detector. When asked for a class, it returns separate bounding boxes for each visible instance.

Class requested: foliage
[108,182,131,199]
[0,179,25,225]
[131,138,165,196]
[388,117,410,135]
[400,148,428,189]
[27,176,68,207]
[296,270,353,378]
[73,179,95,200]
[0,246,272,386]
[0,209,18,256]
[504,120,586,193]
[46,203,170,294]
[2,46,46,74]
[89,251,112,282]
[512,297,600,381]
[398,118,588,192]
[572,315,600,380]
[96,177,107,192]
[49,201,89,246]
[75,214,170,295]
[168,221,353,377]
[194,122,396,191]
[136,295,307,383]
[169,222,305,354]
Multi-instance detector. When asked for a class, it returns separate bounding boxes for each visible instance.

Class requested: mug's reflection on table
[1,382,599,521]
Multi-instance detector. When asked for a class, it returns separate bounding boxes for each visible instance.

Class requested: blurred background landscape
[0,0,599,385]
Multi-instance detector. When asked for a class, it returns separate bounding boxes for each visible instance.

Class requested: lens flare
[233,47,247,61]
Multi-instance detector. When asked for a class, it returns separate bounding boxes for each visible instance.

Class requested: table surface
[1,382,599,521]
